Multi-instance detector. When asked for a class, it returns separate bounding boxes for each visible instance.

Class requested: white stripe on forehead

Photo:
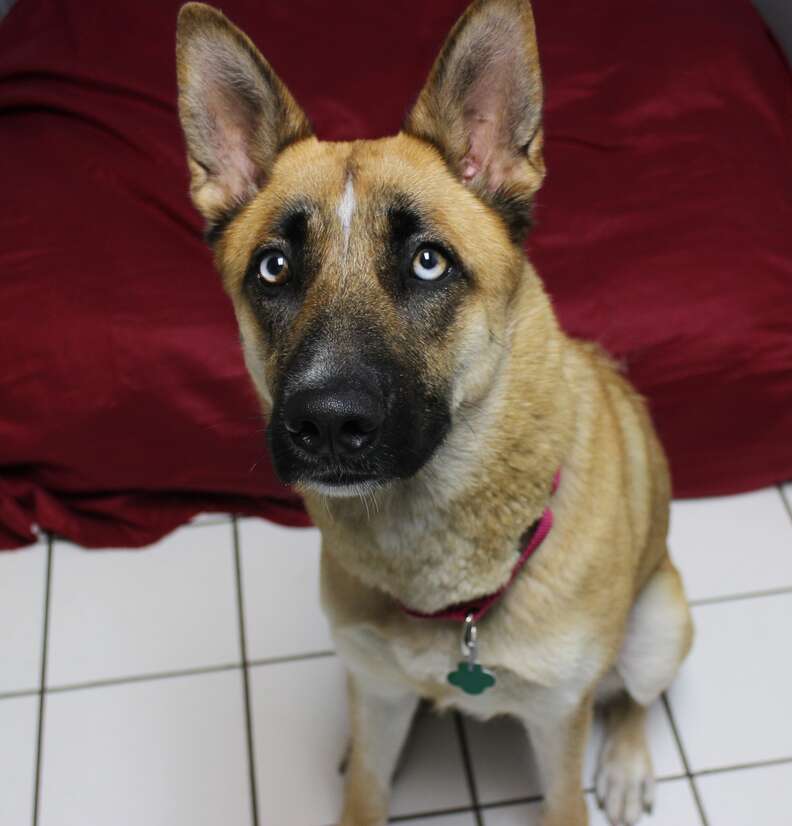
[337,175,356,252]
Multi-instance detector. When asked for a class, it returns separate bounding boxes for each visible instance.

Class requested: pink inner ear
[462,109,514,191]
[206,84,260,202]
[462,113,497,184]
[461,159,480,181]
[459,49,515,191]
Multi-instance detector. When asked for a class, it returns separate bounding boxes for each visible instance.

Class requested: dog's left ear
[404,0,544,237]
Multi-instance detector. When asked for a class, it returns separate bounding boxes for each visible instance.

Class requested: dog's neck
[303,270,576,613]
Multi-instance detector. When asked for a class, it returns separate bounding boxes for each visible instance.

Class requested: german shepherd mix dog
[176,1,693,823]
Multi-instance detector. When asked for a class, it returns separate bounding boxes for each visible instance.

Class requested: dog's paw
[594,736,654,826]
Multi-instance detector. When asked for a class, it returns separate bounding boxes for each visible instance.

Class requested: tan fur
[175,3,693,824]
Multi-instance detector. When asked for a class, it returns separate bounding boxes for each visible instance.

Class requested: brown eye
[412,247,448,281]
[258,251,289,285]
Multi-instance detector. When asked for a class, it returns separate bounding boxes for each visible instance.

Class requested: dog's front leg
[526,694,592,826]
[339,671,419,826]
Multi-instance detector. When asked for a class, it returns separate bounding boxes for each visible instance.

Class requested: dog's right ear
[176,3,312,232]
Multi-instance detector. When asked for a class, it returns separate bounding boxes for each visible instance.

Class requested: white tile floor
[0,485,790,825]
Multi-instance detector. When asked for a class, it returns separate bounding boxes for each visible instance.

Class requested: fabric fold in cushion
[1,0,790,549]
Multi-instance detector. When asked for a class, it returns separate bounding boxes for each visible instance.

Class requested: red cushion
[1,0,791,549]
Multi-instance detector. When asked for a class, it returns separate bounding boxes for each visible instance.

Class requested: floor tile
[390,709,470,817]
[483,801,540,826]
[187,512,231,527]
[238,519,333,661]
[0,695,38,825]
[38,669,252,826]
[668,593,792,771]
[250,656,346,826]
[463,713,541,803]
[669,488,792,602]
[399,814,477,826]
[696,761,792,826]
[0,544,47,693]
[250,657,470,825]
[481,778,702,825]
[782,482,792,513]
[465,700,683,804]
[47,524,240,686]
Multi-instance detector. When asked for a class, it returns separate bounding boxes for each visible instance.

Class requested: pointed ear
[175,3,312,230]
[404,0,544,238]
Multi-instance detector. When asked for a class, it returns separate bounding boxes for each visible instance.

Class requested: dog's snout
[269,333,449,489]
[283,383,385,458]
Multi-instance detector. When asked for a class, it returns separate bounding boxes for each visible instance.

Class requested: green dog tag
[447,661,496,695]
[447,613,496,695]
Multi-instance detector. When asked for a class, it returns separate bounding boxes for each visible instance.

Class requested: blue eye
[258,251,290,285]
[412,247,448,281]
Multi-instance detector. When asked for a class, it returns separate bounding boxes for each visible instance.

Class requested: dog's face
[176,0,545,497]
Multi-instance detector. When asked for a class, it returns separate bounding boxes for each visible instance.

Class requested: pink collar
[400,470,560,623]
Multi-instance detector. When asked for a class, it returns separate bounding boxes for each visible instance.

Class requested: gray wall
[753,0,792,64]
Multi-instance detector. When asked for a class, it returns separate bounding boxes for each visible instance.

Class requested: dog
[175,2,693,823]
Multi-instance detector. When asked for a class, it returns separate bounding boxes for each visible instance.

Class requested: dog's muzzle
[267,332,451,494]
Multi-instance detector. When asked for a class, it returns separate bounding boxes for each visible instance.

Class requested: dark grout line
[38,651,337,698]
[388,803,480,822]
[324,805,482,826]
[32,537,53,826]
[660,695,693,769]
[232,516,260,826]
[689,585,792,608]
[45,662,242,695]
[687,774,709,824]
[247,649,336,669]
[0,687,40,702]
[477,794,544,813]
[661,694,710,826]
[454,714,484,826]
[778,484,792,524]
[692,754,792,778]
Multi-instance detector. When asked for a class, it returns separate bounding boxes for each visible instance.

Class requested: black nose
[282,383,385,458]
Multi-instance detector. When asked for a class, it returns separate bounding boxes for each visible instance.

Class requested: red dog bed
[1,0,790,549]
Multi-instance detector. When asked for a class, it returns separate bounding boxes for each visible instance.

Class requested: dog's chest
[333,614,599,720]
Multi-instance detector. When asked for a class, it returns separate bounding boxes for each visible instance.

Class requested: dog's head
[176,0,545,498]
